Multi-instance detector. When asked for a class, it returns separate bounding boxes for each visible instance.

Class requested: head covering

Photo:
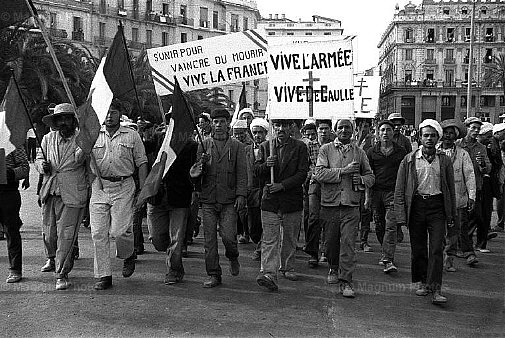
[210,107,230,120]
[232,119,248,130]
[387,112,405,124]
[464,116,483,126]
[419,119,443,138]
[493,123,505,134]
[304,118,316,126]
[42,103,77,129]
[479,122,493,135]
[200,112,211,122]
[377,120,394,129]
[250,118,269,134]
[238,108,253,118]
[440,119,466,139]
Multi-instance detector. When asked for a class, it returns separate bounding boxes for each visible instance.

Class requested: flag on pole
[136,77,195,207]
[0,76,31,156]
[0,0,36,29]
[231,82,247,125]
[76,25,135,153]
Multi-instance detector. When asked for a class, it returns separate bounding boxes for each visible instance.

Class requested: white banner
[354,75,381,119]
[267,40,355,120]
[147,29,268,94]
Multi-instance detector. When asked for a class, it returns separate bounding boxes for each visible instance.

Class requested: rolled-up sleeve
[132,132,148,168]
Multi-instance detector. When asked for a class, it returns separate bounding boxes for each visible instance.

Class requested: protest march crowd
[2,101,504,307]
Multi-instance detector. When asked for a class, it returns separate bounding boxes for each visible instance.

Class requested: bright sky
[256,0,422,72]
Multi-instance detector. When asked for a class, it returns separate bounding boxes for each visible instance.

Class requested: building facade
[32,0,261,105]
[377,0,505,127]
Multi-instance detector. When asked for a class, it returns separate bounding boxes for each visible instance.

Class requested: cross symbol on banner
[354,77,368,96]
[302,71,320,117]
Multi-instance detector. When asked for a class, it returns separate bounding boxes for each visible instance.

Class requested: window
[485,28,494,42]
[405,70,413,83]
[485,49,493,63]
[464,49,470,63]
[231,14,239,32]
[181,32,187,43]
[443,8,450,15]
[405,28,413,42]
[268,32,275,36]
[465,27,471,41]
[461,96,467,107]
[305,32,312,36]
[50,12,57,28]
[200,7,208,28]
[146,0,152,13]
[481,112,490,123]
[197,35,203,40]
[131,28,138,42]
[481,7,487,15]
[132,0,139,19]
[324,32,331,36]
[180,5,187,18]
[162,32,169,46]
[446,49,454,60]
[445,69,454,86]
[461,7,468,15]
[426,28,435,43]
[427,49,434,60]
[426,69,434,80]
[286,32,293,35]
[99,0,106,14]
[98,22,105,39]
[442,96,451,106]
[500,96,505,106]
[405,49,413,61]
[146,29,152,47]
[73,16,82,31]
[213,11,218,29]
[243,17,248,31]
[162,3,169,15]
[117,0,124,10]
[447,28,454,42]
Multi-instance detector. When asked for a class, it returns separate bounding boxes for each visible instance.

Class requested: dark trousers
[185,194,200,244]
[237,207,248,237]
[359,198,372,245]
[496,187,505,228]
[477,178,493,249]
[248,206,262,244]
[409,195,445,292]
[133,204,145,252]
[0,190,22,274]
[304,181,322,257]
[456,207,474,256]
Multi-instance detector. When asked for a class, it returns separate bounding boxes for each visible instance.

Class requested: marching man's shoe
[94,276,112,290]
[41,259,55,272]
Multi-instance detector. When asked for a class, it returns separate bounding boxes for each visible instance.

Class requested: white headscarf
[419,119,443,138]
[250,118,269,134]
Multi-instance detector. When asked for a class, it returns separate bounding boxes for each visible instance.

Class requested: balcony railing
[218,23,226,31]
[425,58,436,64]
[444,58,455,64]
[72,30,84,41]
[200,20,209,28]
[48,27,67,39]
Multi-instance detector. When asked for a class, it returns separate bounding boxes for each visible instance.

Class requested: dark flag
[1,0,37,29]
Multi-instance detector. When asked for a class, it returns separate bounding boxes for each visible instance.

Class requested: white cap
[479,122,493,135]
[493,123,505,134]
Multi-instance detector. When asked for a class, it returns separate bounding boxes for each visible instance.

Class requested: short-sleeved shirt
[92,126,147,177]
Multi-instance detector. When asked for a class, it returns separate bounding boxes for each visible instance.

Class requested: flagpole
[174,76,207,153]
[156,94,167,125]
[10,69,48,162]
[118,21,143,120]
[269,119,275,184]
[24,0,76,109]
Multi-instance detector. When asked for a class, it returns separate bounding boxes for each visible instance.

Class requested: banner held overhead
[147,29,268,94]
[267,39,355,120]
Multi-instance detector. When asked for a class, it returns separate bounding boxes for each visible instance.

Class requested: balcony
[485,35,494,42]
[177,17,194,26]
[71,30,84,41]
[200,20,209,28]
[118,8,127,17]
[218,23,226,31]
[444,58,455,64]
[425,58,436,64]
[128,40,144,50]
[48,27,67,39]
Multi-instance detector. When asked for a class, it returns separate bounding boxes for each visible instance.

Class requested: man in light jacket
[438,119,476,271]
[36,103,88,290]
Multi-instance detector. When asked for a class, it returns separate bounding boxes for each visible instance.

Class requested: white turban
[232,119,248,130]
[250,118,269,134]
[493,123,505,134]
[419,119,443,138]
[479,122,493,135]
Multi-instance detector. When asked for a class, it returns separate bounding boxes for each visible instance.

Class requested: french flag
[136,77,195,207]
[76,25,134,153]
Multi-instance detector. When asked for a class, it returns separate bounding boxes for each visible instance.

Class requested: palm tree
[483,53,505,99]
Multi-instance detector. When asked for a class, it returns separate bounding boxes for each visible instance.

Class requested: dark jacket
[245,143,265,208]
[393,133,412,153]
[163,140,198,208]
[0,148,29,191]
[197,136,247,204]
[254,137,309,213]
[394,150,456,226]
[367,142,407,192]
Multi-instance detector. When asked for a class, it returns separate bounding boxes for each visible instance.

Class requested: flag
[231,82,247,125]
[0,0,36,29]
[76,25,135,153]
[0,76,30,156]
[136,77,195,207]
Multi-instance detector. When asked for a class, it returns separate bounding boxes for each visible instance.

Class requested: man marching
[36,103,88,290]
[89,99,148,290]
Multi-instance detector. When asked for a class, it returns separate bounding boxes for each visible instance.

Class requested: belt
[415,193,442,200]
[101,176,131,182]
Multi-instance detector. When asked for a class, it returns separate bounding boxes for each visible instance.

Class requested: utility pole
[466,0,476,118]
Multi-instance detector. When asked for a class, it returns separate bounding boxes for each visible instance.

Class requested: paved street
[0,165,504,337]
